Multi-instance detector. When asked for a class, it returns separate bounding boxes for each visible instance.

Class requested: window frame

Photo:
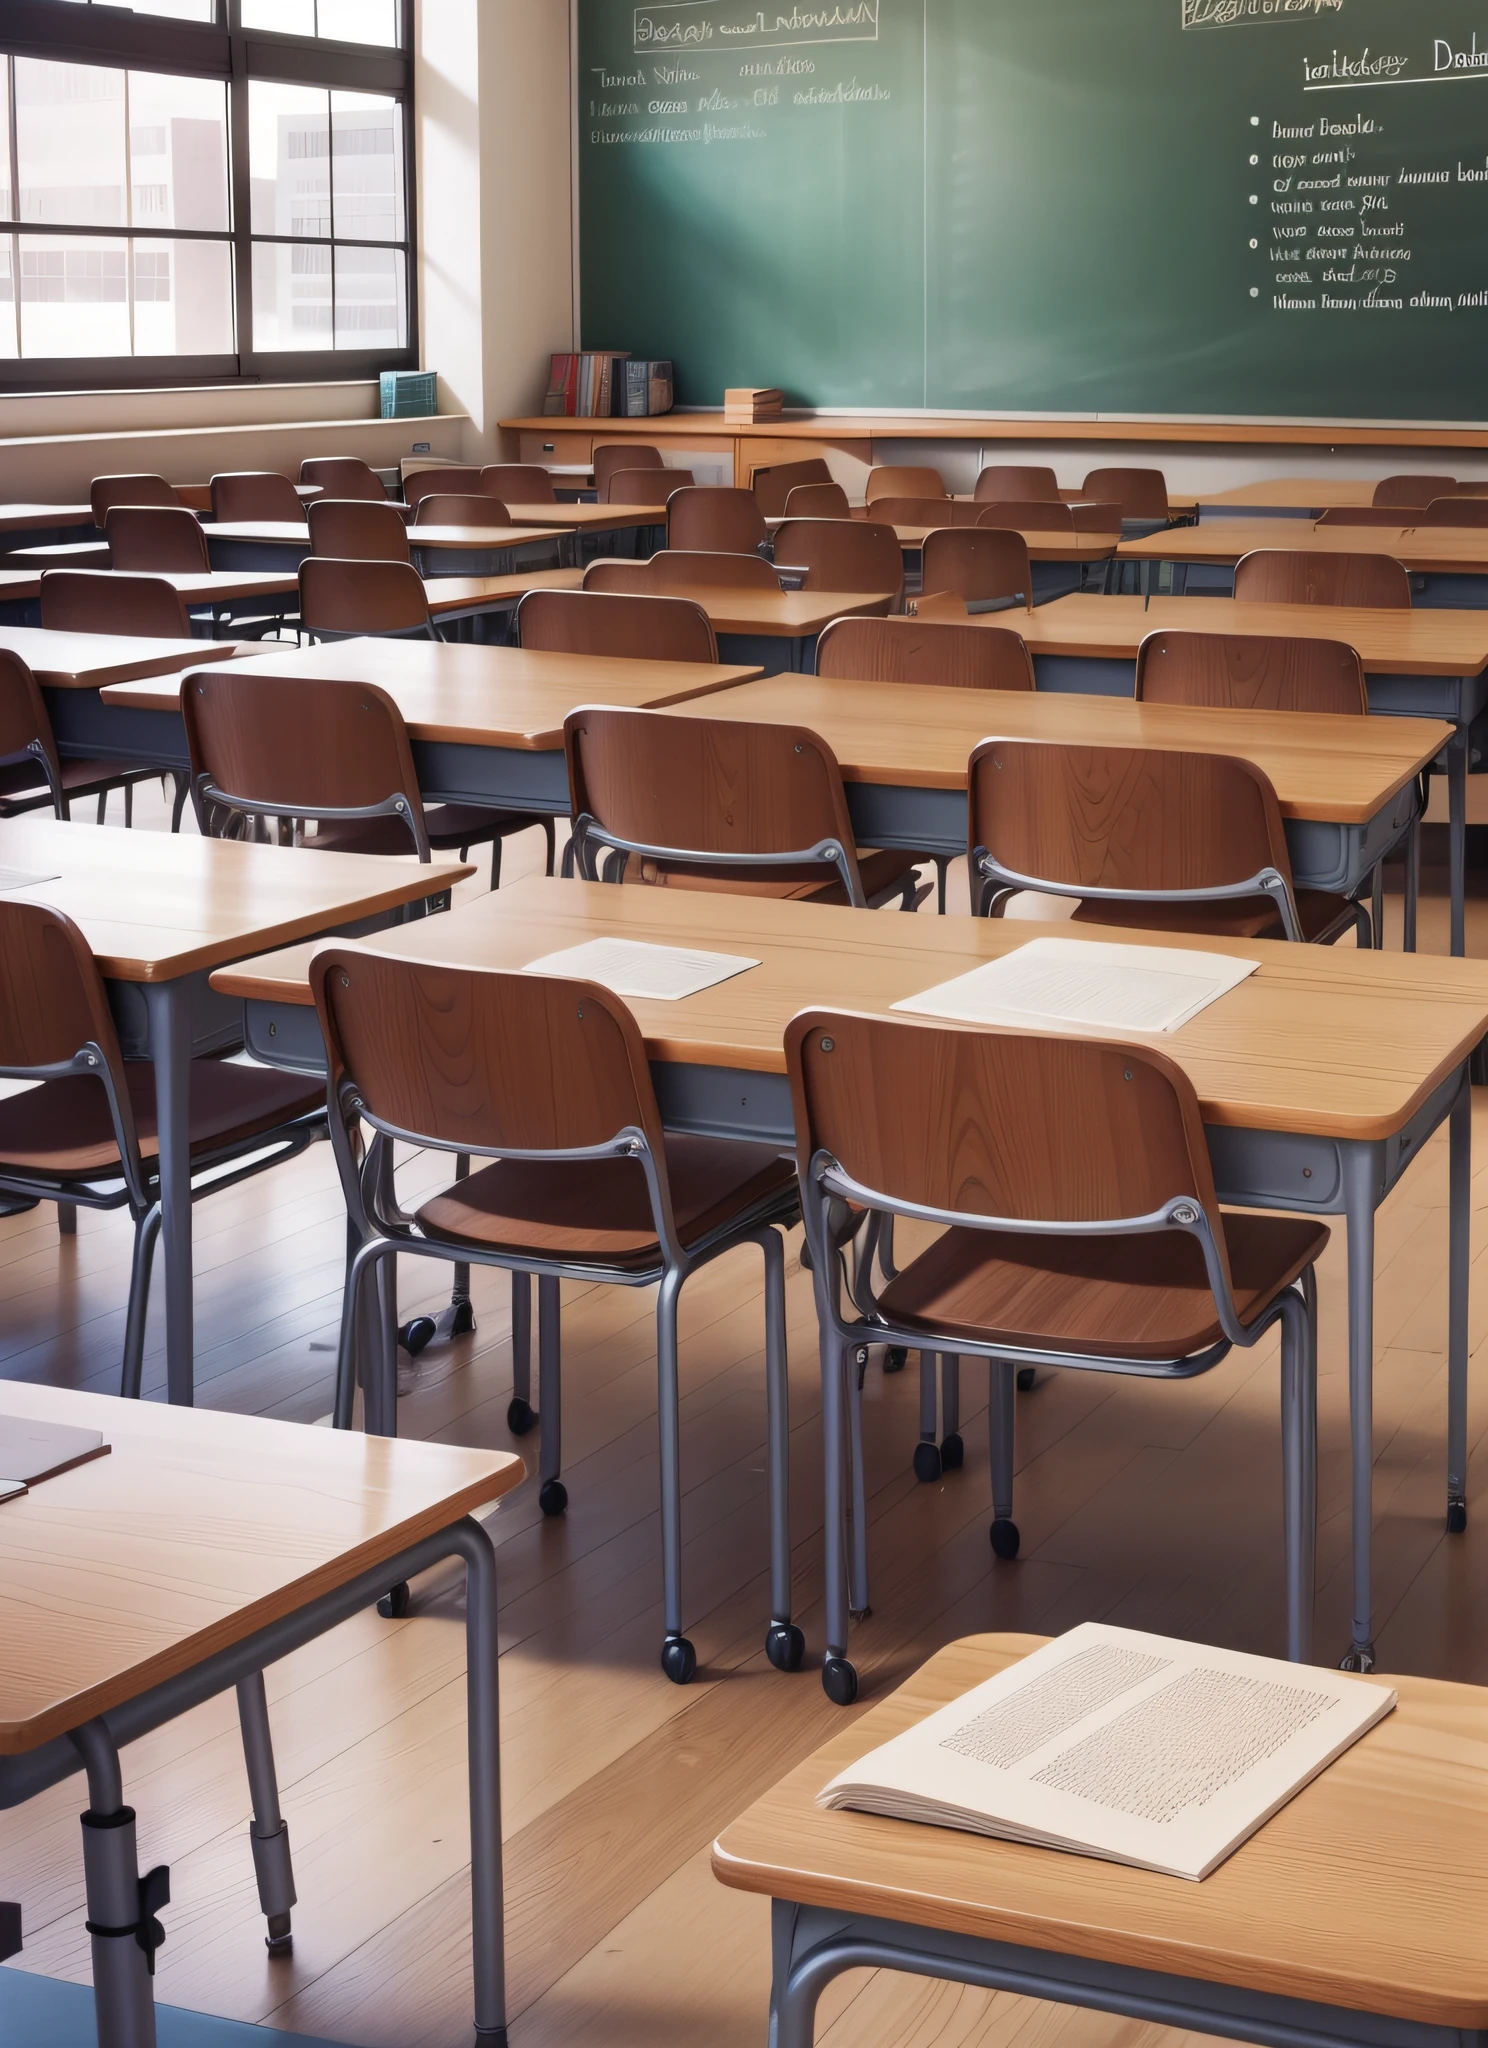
[0,0,416,389]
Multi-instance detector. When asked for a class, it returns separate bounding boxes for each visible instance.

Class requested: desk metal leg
[1404,811,1420,954]
[1449,722,1469,959]
[1340,1142,1381,1671]
[462,1516,507,2044]
[142,980,193,1405]
[1448,1068,1472,1534]
[71,1720,160,2048]
[236,1672,296,1955]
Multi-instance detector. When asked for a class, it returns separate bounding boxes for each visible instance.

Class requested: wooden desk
[1117,519,1488,608]
[0,1381,520,2044]
[714,1632,1488,2044]
[501,499,667,539]
[212,872,1488,1668]
[207,520,567,574]
[421,564,586,627]
[680,587,895,672]
[0,623,242,689]
[1199,478,1388,518]
[0,502,96,538]
[0,816,465,1406]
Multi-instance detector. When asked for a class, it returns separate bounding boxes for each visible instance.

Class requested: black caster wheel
[989,1518,1021,1561]
[940,1432,964,1472]
[449,1299,476,1337]
[1448,1499,1468,1534]
[1016,1367,1037,1392]
[883,1346,907,1374]
[538,1478,568,1517]
[766,1621,806,1672]
[913,1439,942,1484]
[661,1634,697,1684]
[822,1656,858,1706]
[378,1580,411,1618]
[265,1915,293,1956]
[506,1396,536,1436]
[1340,1643,1377,1674]
[398,1315,436,1357]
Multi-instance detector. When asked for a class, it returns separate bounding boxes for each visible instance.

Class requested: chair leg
[333,1223,373,1431]
[123,783,133,828]
[58,1202,77,1237]
[1404,814,1420,954]
[846,1344,870,1619]
[170,773,190,833]
[119,1206,161,1399]
[490,837,502,891]
[759,1229,802,1670]
[1279,1285,1317,1664]
[536,1274,564,1517]
[989,1360,1019,1559]
[914,1351,940,1481]
[656,1265,695,1683]
[940,1353,963,1469]
[934,854,950,915]
[541,815,557,877]
[369,1247,399,1438]
[1370,862,1385,950]
[236,1671,296,1955]
[820,1335,856,1704]
[507,1270,535,1434]
[96,790,107,824]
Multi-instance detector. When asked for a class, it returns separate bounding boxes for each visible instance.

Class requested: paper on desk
[0,869,59,893]
[521,936,760,1001]
[893,937,1258,1036]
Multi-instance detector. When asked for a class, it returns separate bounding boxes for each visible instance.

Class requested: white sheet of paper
[0,868,60,893]
[521,936,760,1002]
[893,937,1259,1036]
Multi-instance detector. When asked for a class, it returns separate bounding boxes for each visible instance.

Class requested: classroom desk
[2,539,112,571]
[1116,519,1488,607]
[499,500,670,563]
[677,672,1445,899]
[714,1631,1488,2047]
[210,874,1488,1669]
[0,503,98,557]
[421,565,587,633]
[1198,478,1393,520]
[0,1381,521,2047]
[995,593,1488,955]
[0,817,465,1406]
[0,623,243,690]
[206,520,568,574]
[95,635,764,810]
[0,569,298,633]
[681,587,895,671]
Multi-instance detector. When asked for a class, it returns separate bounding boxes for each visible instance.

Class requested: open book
[818,1623,1395,1881]
[892,937,1258,1036]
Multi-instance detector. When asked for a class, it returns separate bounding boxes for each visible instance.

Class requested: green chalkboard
[577,0,1488,420]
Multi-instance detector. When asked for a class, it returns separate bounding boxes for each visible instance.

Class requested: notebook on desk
[0,1417,110,1503]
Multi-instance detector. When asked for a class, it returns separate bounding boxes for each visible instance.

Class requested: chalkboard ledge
[501,412,1488,450]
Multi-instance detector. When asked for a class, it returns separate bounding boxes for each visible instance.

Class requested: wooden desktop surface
[686,588,894,636]
[679,673,1447,825]
[1118,521,1488,572]
[1003,594,1488,677]
[208,875,1488,1144]
[0,504,95,534]
[210,521,569,552]
[1201,479,1388,510]
[0,625,245,689]
[501,501,668,530]
[890,527,1121,559]
[102,643,763,747]
[0,569,298,602]
[712,1633,1488,2031]
[421,566,586,611]
[0,1381,522,1755]
[0,817,467,982]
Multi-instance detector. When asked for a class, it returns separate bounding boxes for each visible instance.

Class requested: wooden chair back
[783,482,851,519]
[582,559,655,595]
[751,457,833,516]
[645,550,780,594]
[815,615,1035,691]
[865,466,946,503]
[920,527,1034,612]
[592,444,663,499]
[606,468,691,503]
[771,519,904,601]
[517,588,717,664]
[666,486,768,555]
[299,557,431,638]
[1232,548,1411,609]
[0,899,127,1079]
[40,570,191,638]
[90,474,179,523]
[1136,630,1367,714]
[1081,468,1169,520]
[412,493,510,528]
[1419,497,1488,527]
[480,465,556,504]
[209,471,302,524]
[975,500,1074,534]
[308,498,412,563]
[1314,507,1410,527]
[973,465,1061,502]
[1373,474,1457,508]
[403,465,485,507]
[298,457,384,501]
[103,505,210,572]
[0,649,64,812]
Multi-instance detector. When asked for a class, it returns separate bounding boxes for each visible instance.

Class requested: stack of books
[623,359,674,417]
[724,386,784,424]
[543,350,631,418]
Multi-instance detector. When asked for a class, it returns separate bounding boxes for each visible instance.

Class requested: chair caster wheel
[990,1518,1020,1560]
[766,1621,806,1671]
[940,1432,964,1471]
[822,1656,858,1706]
[378,1581,411,1618]
[1448,1499,1468,1534]
[538,1478,568,1517]
[265,1915,293,1956]
[883,1346,907,1374]
[1016,1367,1037,1392]
[449,1299,476,1337]
[913,1440,942,1483]
[398,1315,436,1357]
[661,1634,697,1684]
[506,1396,536,1436]
[1340,1643,1377,1674]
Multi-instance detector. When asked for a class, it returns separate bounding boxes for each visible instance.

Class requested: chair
[1373,475,1457,509]
[751,457,833,517]
[403,465,486,507]
[816,615,1035,691]
[606,468,692,503]
[40,570,192,638]
[307,498,412,563]
[1081,468,1169,522]
[412,494,511,528]
[298,557,432,640]
[312,947,801,1682]
[666,486,768,555]
[787,1008,1324,1699]
[643,550,782,595]
[975,500,1074,534]
[770,519,904,605]
[103,505,211,572]
[967,737,1366,943]
[299,457,386,502]
[565,704,922,908]
[1419,498,1488,527]
[209,472,304,524]
[516,588,717,664]
[1316,506,1416,527]
[783,482,851,520]
[974,465,1061,502]
[479,465,556,504]
[920,527,1034,613]
[1232,549,1411,609]
[90,474,179,524]
[0,899,326,1399]
[1135,630,1368,714]
[581,558,656,595]
[865,466,947,503]
[183,667,554,886]
[0,647,159,826]
[592,443,664,500]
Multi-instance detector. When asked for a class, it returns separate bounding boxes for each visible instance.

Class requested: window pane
[133,237,233,354]
[0,63,11,220]
[249,82,329,237]
[16,60,127,228]
[319,0,399,46]
[335,242,404,349]
[330,92,403,244]
[19,236,130,356]
[55,1,216,15]
[241,0,315,32]
[252,237,331,351]
[0,243,16,359]
[128,73,230,234]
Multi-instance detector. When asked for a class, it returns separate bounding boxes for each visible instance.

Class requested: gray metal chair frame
[971,839,1325,941]
[572,812,874,905]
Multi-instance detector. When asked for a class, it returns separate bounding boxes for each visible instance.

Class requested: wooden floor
[3,790,1488,2047]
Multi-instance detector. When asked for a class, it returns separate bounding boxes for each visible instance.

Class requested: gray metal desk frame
[0,1514,506,2048]
[764,1898,1479,2048]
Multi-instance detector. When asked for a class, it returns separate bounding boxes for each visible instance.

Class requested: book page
[521,936,759,1002]
[892,937,1258,1036]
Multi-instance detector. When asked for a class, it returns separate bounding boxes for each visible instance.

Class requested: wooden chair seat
[622,843,917,906]
[415,1133,796,1270]
[0,1059,324,1179]
[878,1211,1329,1362]
[309,801,550,859]
[1070,884,1356,943]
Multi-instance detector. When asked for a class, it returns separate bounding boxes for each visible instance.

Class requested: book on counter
[543,350,633,417]
[0,1415,110,1504]
[818,1622,1396,1881]
[724,386,783,423]
[624,359,674,416]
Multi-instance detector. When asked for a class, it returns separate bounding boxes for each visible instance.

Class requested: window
[0,0,413,387]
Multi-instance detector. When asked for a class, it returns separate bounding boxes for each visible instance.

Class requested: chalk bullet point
[1251,115,1260,125]
[1250,237,1259,248]
[1249,194,1259,204]
[1250,154,1259,164]
[1250,287,1260,298]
